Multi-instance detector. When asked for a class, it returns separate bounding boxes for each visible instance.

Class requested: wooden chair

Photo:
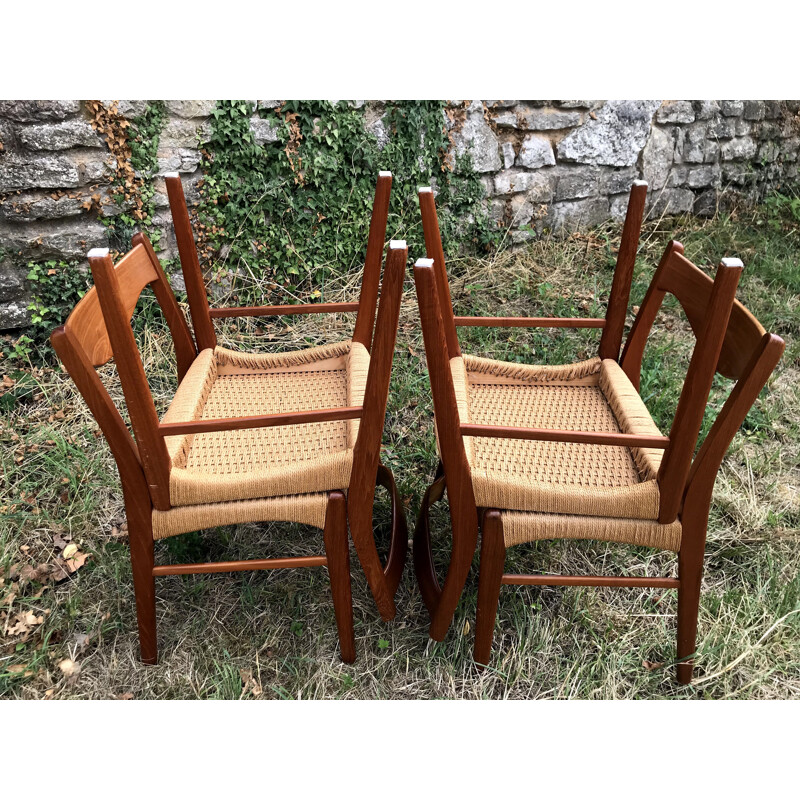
[412,185,784,683]
[51,227,408,664]
[163,171,405,622]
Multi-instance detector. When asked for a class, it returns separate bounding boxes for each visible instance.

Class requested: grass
[1,200,798,700]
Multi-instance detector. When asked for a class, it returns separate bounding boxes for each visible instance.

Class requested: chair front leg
[474,511,506,669]
[127,500,157,665]
[324,491,356,664]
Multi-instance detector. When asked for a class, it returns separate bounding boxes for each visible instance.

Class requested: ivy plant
[195,100,498,305]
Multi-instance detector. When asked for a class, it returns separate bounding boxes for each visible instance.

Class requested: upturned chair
[163,170,406,623]
[412,185,784,683]
[51,226,408,664]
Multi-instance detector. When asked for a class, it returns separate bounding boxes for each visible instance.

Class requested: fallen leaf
[62,543,78,560]
[8,610,45,636]
[642,660,664,671]
[58,658,80,680]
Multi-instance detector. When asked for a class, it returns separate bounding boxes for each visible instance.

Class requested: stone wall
[1,99,798,330]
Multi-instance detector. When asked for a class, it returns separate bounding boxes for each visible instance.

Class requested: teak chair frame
[164,170,406,623]
[412,183,784,683]
[52,173,407,665]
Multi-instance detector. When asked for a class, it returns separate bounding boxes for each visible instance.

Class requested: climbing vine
[195,101,498,305]
[86,100,166,252]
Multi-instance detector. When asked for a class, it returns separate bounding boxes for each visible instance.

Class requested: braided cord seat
[161,340,369,508]
[449,354,682,551]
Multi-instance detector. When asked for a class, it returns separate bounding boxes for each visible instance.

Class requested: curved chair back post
[353,171,393,349]
[413,258,479,640]
[131,231,197,380]
[684,331,785,521]
[657,258,742,521]
[599,180,648,361]
[619,240,684,389]
[87,245,177,509]
[621,243,747,522]
[418,187,461,359]
[348,240,407,618]
[50,324,146,498]
[164,172,217,351]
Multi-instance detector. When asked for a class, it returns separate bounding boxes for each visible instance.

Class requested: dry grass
[1,206,798,699]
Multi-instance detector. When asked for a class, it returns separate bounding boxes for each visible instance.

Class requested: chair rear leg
[377,463,408,597]
[324,491,356,664]
[676,545,703,684]
[474,511,505,669]
[429,502,480,642]
[129,516,157,665]
[413,467,446,615]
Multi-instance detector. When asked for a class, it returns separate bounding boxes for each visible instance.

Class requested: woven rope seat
[161,340,369,508]
[450,354,682,551]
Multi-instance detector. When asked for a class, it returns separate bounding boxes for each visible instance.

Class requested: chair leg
[324,491,356,664]
[377,463,408,597]
[413,467,446,615]
[474,511,505,669]
[429,497,480,643]
[129,515,157,665]
[676,544,703,684]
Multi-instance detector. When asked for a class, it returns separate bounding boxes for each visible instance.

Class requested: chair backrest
[620,241,784,522]
[164,170,393,353]
[414,213,783,529]
[417,181,650,363]
[51,236,196,510]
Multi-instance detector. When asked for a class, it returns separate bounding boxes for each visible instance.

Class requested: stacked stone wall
[1,99,798,329]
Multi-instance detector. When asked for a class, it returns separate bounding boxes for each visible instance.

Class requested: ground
[1,202,798,699]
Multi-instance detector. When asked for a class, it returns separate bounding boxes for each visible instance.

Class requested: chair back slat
[65,244,159,367]
[53,238,196,511]
[684,331,784,515]
[663,252,766,380]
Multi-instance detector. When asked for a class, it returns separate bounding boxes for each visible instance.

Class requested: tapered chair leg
[429,507,479,642]
[129,514,157,665]
[413,467,446,614]
[324,491,356,664]
[377,463,408,597]
[474,511,505,669]
[676,545,703,684]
